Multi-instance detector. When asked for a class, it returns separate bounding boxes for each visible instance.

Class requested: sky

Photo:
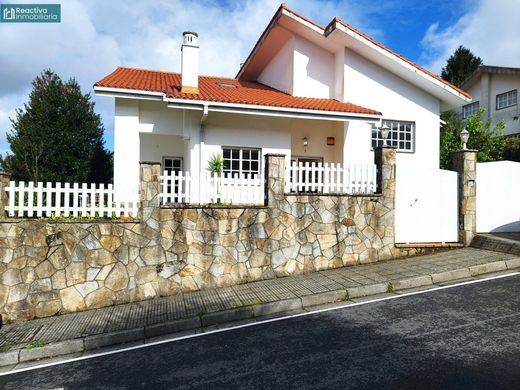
[1,0,519,155]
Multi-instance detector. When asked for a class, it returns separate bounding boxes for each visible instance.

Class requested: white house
[94,4,471,243]
[459,65,520,137]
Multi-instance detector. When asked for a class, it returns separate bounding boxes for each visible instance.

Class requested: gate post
[0,172,10,218]
[452,150,477,246]
[139,161,161,228]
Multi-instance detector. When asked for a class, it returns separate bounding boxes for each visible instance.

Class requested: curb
[1,261,518,368]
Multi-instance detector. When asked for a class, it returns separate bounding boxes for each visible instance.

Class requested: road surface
[1,274,520,389]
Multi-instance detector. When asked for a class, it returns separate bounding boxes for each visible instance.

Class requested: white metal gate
[395,166,458,243]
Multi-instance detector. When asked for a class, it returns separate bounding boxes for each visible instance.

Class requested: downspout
[199,104,209,202]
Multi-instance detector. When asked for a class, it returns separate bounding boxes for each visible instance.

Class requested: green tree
[440,108,506,169]
[3,69,112,183]
[441,46,483,87]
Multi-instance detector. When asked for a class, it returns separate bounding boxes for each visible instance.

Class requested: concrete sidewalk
[1,247,519,368]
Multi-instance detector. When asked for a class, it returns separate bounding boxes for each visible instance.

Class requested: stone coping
[0,219,139,224]
[284,193,382,198]
[160,204,267,209]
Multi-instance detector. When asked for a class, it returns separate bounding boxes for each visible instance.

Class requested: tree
[441,46,483,87]
[440,108,506,169]
[3,69,113,183]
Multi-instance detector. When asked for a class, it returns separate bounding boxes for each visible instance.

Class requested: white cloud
[420,0,520,73]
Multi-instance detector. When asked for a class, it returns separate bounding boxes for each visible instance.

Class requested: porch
[121,100,380,205]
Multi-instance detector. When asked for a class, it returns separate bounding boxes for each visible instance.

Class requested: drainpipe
[199,104,209,203]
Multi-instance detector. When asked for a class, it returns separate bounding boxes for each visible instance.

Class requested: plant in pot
[207,154,224,204]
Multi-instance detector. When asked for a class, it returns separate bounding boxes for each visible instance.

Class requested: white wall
[290,119,343,163]
[140,133,185,164]
[258,37,294,95]
[467,73,520,136]
[477,161,520,232]
[203,112,292,172]
[292,35,334,99]
[114,98,140,199]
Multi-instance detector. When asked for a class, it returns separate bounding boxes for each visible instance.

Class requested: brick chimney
[181,31,199,94]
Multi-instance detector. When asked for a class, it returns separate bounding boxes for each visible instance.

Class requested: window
[222,147,260,178]
[463,101,480,118]
[496,90,517,110]
[371,120,414,152]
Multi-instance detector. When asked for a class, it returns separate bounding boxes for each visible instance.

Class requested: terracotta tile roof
[95,67,381,116]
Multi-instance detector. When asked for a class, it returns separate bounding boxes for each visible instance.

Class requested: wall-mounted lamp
[460,128,469,150]
[380,122,390,146]
[303,136,309,151]
[327,137,335,146]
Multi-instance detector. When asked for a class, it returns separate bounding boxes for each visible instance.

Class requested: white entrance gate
[395,166,458,243]
[476,161,520,233]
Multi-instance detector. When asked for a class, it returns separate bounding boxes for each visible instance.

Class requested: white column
[342,121,375,165]
[114,98,140,201]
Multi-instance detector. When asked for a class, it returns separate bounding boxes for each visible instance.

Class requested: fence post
[139,161,161,228]
[452,149,477,246]
[374,147,396,247]
[0,171,11,218]
[265,154,286,207]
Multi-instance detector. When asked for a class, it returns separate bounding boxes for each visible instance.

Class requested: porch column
[139,161,161,228]
[265,154,286,207]
[452,150,477,246]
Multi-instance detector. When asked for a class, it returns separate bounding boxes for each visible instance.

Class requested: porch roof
[94,67,381,117]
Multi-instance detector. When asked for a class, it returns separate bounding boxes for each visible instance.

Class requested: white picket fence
[161,171,264,205]
[285,162,377,194]
[4,181,139,218]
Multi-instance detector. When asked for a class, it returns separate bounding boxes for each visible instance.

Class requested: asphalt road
[2,275,520,389]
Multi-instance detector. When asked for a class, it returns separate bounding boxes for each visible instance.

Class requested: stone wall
[0,148,410,323]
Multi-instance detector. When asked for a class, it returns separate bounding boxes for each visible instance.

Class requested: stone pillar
[374,146,396,203]
[452,150,477,246]
[139,162,161,229]
[0,172,11,218]
[265,154,286,207]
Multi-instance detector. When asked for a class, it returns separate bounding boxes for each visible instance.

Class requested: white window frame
[496,90,517,110]
[162,156,183,173]
[222,147,261,178]
[463,101,480,118]
[371,120,415,153]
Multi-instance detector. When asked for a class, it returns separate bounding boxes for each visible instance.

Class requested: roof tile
[95,67,381,116]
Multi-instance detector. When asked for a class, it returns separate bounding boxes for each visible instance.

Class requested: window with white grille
[463,101,480,118]
[222,147,260,178]
[496,90,517,110]
[371,120,414,152]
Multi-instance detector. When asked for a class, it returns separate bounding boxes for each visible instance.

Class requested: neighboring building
[94,4,471,243]
[459,65,520,137]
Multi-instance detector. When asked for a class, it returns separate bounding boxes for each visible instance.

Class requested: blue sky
[0,0,518,154]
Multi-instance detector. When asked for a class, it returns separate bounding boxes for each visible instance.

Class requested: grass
[387,282,395,293]
[26,340,45,349]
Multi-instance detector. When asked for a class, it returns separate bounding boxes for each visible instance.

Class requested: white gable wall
[258,37,294,95]
[292,35,335,99]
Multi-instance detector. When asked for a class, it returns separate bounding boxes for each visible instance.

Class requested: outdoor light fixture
[380,122,390,146]
[303,136,309,151]
[460,128,469,150]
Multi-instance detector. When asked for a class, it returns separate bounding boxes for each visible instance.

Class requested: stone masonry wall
[0,148,418,323]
